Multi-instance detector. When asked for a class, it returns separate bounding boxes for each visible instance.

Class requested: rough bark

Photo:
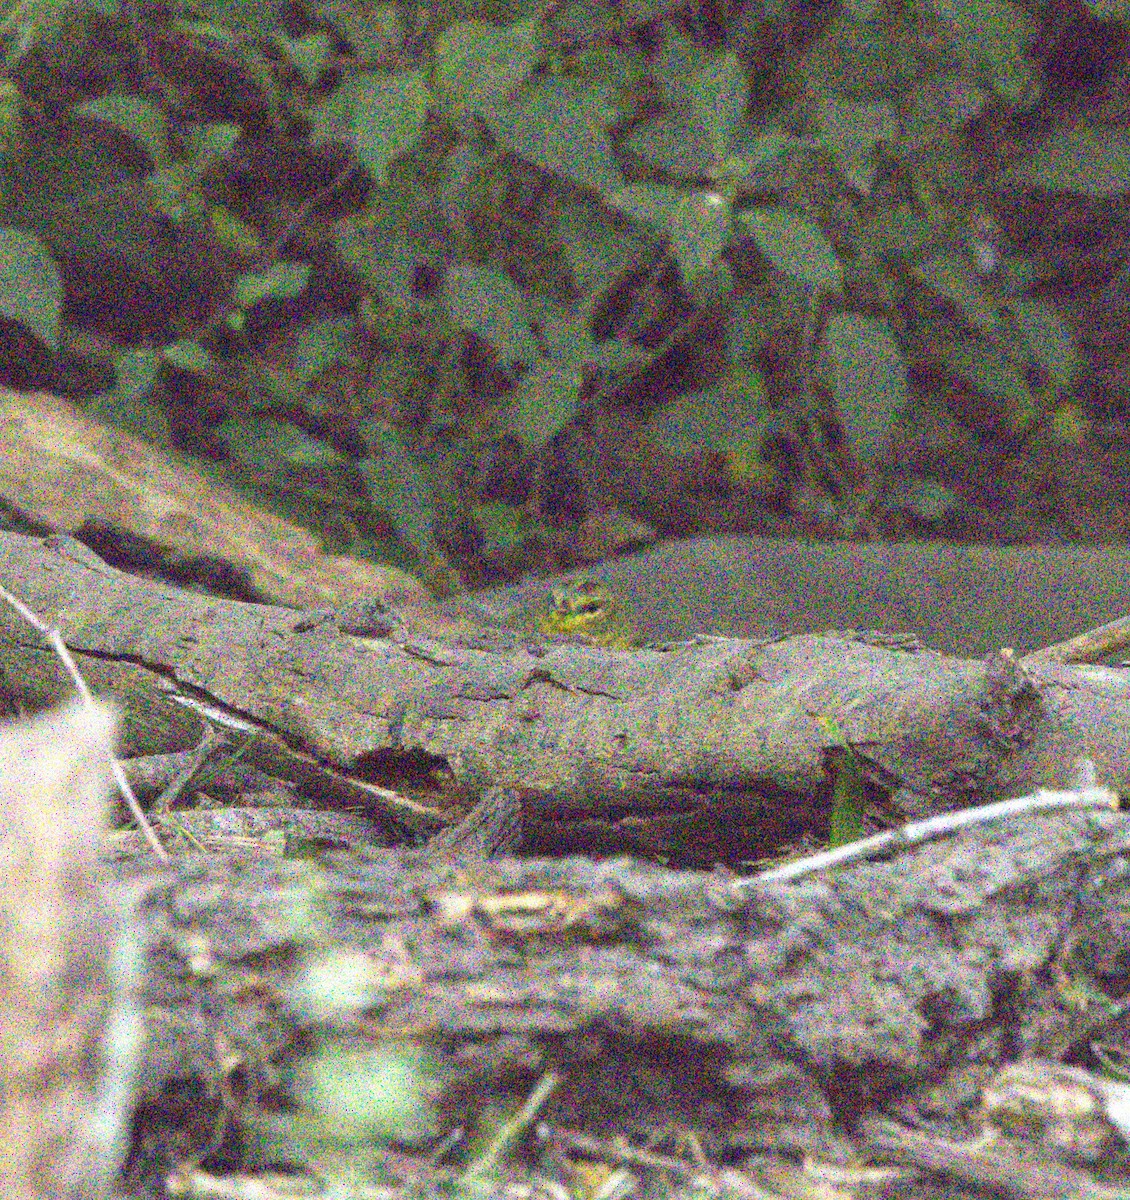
[1,534,1130,1197]
[0,531,1128,866]
[116,806,1130,1198]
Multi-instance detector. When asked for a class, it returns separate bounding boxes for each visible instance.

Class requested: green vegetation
[0,0,1123,587]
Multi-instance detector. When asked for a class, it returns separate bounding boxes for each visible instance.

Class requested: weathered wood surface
[117,805,1130,1197]
[8,714,1113,1198]
[1,530,1129,864]
[1,535,1129,1196]
[9,386,1130,657]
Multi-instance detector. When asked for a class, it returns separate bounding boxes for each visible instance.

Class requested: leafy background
[0,0,1128,594]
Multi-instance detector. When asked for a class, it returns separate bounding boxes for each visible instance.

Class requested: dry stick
[744,780,1118,886]
[740,643,1128,888]
[0,583,169,860]
[150,724,227,814]
[744,612,1130,887]
[859,1115,1123,1200]
[1022,611,1130,666]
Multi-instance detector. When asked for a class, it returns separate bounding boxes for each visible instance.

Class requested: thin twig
[742,773,1117,887]
[1023,612,1130,666]
[460,1070,560,1183]
[0,583,169,860]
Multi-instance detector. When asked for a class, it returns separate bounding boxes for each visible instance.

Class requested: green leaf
[273,31,334,86]
[0,227,61,350]
[484,78,624,195]
[1,1,61,63]
[644,365,770,484]
[942,340,1040,433]
[313,71,429,186]
[170,18,237,45]
[625,110,717,177]
[816,716,866,849]
[737,207,843,295]
[234,261,311,307]
[625,38,742,178]
[502,357,583,449]
[187,122,241,165]
[800,15,921,98]
[160,340,213,373]
[685,51,749,166]
[686,259,734,309]
[336,185,417,306]
[586,335,650,373]
[991,56,1040,108]
[925,0,1038,103]
[221,417,347,469]
[358,421,440,567]
[897,70,987,154]
[499,296,631,451]
[1080,0,1130,23]
[285,317,355,385]
[186,0,288,36]
[145,123,243,222]
[887,477,960,523]
[75,94,169,166]
[435,19,540,115]
[292,1043,437,1145]
[1006,297,1080,394]
[712,130,802,191]
[829,748,866,846]
[312,0,403,62]
[208,205,262,254]
[146,162,197,220]
[725,290,773,359]
[472,501,534,554]
[869,204,934,256]
[444,265,538,365]
[669,192,731,288]
[1000,120,1130,195]
[605,183,686,234]
[820,313,907,459]
[437,140,484,240]
[84,348,168,444]
[913,255,1003,338]
[1051,403,1089,445]
[572,37,643,122]
[554,197,648,298]
[814,95,896,195]
[526,296,583,359]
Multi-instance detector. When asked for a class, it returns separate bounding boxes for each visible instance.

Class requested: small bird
[535,580,637,649]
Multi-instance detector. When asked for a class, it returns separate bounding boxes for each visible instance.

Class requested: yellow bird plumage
[535,580,637,649]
